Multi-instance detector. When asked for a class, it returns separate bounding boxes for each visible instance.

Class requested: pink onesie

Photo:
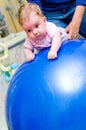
[24,21,68,51]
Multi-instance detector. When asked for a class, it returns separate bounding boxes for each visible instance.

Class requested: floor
[0,41,25,130]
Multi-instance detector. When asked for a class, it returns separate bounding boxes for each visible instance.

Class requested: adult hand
[66,5,85,40]
[65,21,79,40]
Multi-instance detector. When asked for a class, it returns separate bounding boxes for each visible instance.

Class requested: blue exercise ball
[6,39,86,130]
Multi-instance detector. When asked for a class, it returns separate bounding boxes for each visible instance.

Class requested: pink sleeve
[24,36,34,50]
[47,22,68,43]
[47,22,59,38]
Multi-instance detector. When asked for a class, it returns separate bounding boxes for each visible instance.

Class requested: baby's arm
[48,31,62,60]
[24,47,35,62]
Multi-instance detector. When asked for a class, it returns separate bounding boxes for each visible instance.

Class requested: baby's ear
[43,16,47,22]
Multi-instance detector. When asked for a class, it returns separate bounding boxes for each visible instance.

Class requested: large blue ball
[6,40,86,130]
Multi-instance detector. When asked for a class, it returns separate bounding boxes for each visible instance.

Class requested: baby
[18,2,68,62]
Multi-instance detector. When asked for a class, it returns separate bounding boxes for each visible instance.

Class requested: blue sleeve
[27,0,86,9]
[76,0,86,5]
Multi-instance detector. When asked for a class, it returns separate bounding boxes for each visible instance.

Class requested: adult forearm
[66,5,86,39]
[72,5,85,26]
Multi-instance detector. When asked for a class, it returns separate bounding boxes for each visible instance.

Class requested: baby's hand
[25,53,35,62]
[48,50,57,60]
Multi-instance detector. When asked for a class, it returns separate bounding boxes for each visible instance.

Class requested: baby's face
[22,13,47,41]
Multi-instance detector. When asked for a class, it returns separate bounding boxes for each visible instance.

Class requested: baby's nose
[33,29,38,35]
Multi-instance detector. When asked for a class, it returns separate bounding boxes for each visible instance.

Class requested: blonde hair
[18,2,45,26]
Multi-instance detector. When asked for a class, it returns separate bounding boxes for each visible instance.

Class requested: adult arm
[66,5,86,39]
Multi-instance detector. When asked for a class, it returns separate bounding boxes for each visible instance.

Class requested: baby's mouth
[35,35,43,40]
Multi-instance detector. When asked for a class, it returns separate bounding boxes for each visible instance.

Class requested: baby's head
[18,2,45,26]
[18,2,47,41]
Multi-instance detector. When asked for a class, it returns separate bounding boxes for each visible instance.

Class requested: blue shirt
[28,0,86,11]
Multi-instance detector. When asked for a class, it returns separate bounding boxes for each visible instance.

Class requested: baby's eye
[27,29,31,32]
[35,25,39,28]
